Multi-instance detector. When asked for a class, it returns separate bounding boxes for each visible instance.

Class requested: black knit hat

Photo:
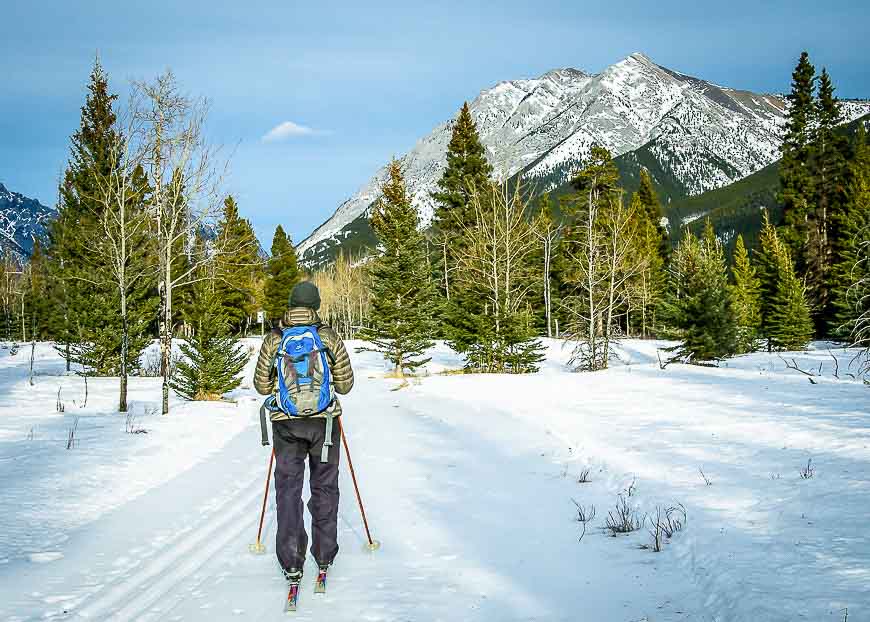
[289,281,321,311]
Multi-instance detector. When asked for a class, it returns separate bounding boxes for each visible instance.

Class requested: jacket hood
[283,307,322,327]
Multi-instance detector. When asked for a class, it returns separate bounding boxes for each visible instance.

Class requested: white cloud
[261,120,323,142]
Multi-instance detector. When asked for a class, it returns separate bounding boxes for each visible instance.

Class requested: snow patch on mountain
[297,53,870,263]
[0,183,55,260]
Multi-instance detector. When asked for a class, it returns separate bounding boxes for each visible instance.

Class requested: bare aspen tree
[561,185,610,371]
[600,193,645,367]
[85,88,152,413]
[313,253,372,339]
[136,71,234,415]
[852,233,870,375]
[561,146,644,371]
[533,199,562,338]
[455,180,541,372]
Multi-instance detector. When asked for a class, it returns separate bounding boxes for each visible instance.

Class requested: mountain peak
[629,51,654,61]
[295,56,870,266]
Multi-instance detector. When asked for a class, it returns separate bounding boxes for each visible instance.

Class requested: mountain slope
[667,111,870,253]
[296,53,870,267]
[0,183,54,260]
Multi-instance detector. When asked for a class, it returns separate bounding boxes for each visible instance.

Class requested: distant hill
[0,183,54,261]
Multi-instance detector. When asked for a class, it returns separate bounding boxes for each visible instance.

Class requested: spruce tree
[264,224,300,324]
[829,126,870,337]
[755,211,781,351]
[767,242,814,351]
[214,196,262,333]
[359,160,437,375]
[171,269,248,401]
[779,52,817,268]
[45,59,155,375]
[636,168,669,262]
[26,239,50,341]
[662,222,737,362]
[430,102,492,345]
[730,234,762,353]
[805,68,849,332]
[629,188,667,338]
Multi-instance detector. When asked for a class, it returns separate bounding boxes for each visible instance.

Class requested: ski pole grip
[259,403,270,446]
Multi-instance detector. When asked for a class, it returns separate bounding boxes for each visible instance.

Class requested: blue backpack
[273,325,335,417]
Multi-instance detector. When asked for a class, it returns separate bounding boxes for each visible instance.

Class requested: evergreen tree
[264,224,300,324]
[26,239,51,341]
[804,68,849,332]
[214,196,262,333]
[358,160,437,375]
[778,52,816,268]
[45,59,155,375]
[430,102,492,344]
[636,168,669,262]
[829,126,870,337]
[629,189,667,338]
[171,267,247,401]
[755,211,781,352]
[730,234,762,353]
[661,222,737,362]
[767,242,814,351]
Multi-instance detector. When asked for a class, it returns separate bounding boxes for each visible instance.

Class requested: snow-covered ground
[0,339,868,621]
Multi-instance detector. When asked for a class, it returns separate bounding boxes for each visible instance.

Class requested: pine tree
[767,242,814,351]
[730,234,762,353]
[636,168,669,262]
[430,102,492,345]
[359,160,437,375]
[45,59,156,376]
[26,239,51,341]
[171,267,248,400]
[829,126,870,337]
[214,196,262,333]
[803,68,849,333]
[264,224,300,324]
[661,222,737,362]
[628,188,667,338]
[755,211,780,351]
[779,52,817,267]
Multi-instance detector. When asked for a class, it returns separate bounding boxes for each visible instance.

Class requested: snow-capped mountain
[0,183,54,260]
[297,52,870,265]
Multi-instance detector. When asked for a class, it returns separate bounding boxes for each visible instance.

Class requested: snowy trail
[2,340,868,620]
[0,342,701,621]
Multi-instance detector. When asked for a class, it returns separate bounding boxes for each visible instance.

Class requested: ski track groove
[74,470,264,620]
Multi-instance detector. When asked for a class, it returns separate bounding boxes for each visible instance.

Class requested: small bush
[66,417,79,450]
[646,504,687,552]
[572,499,596,542]
[799,458,815,479]
[125,411,147,435]
[605,495,643,536]
[577,468,591,484]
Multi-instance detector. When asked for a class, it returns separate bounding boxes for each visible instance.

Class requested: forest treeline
[3,52,869,408]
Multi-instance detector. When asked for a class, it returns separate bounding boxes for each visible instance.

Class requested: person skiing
[253,281,354,603]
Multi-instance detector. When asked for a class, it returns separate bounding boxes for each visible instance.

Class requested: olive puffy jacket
[253,307,354,417]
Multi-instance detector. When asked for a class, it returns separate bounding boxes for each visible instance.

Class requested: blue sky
[1,0,868,246]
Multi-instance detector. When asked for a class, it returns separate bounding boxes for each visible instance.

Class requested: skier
[254,281,355,606]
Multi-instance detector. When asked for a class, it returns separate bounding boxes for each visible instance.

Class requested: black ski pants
[272,417,341,572]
